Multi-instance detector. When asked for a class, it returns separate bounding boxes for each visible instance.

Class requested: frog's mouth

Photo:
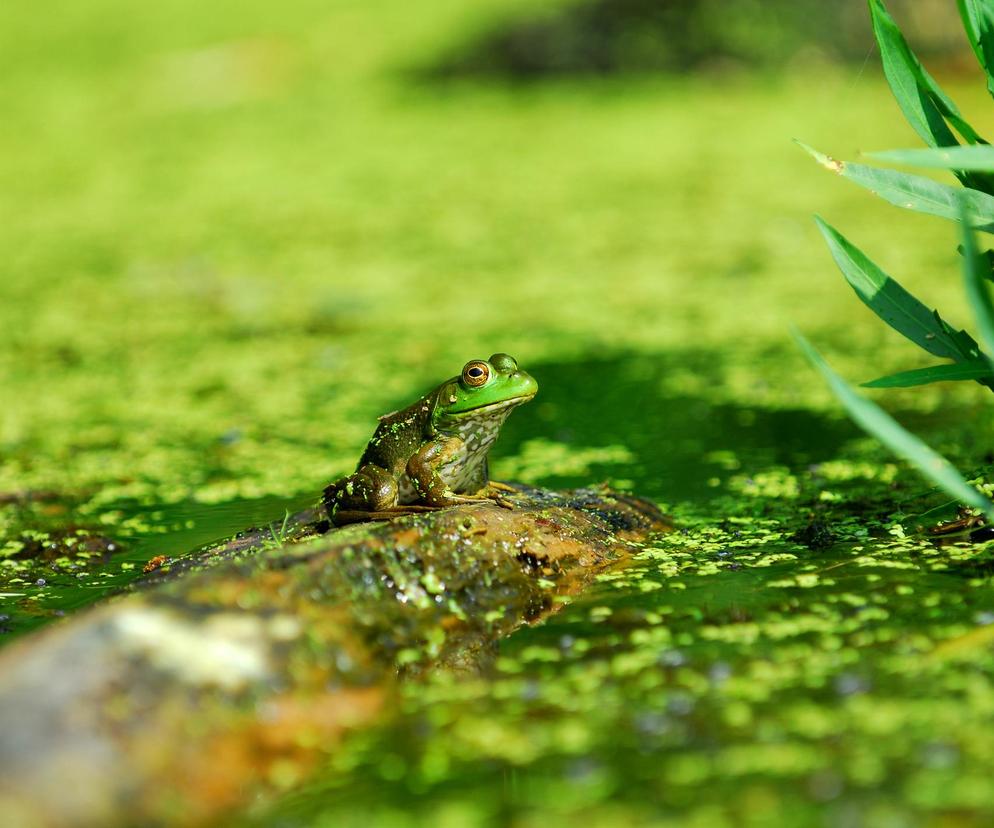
[447,392,537,419]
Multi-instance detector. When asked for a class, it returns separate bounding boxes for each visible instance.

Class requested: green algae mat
[4,0,994,825]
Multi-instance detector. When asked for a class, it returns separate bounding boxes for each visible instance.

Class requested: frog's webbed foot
[489,494,515,510]
[441,485,519,511]
[482,480,521,509]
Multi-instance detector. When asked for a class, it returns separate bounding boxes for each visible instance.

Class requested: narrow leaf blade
[870,146,994,171]
[863,361,994,388]
[814,217,982,361]
[795,331,994,520]
[959,195,994,371]
[957,0,994,100]
[870,0,972,146]
[798,142,994,227]
[870,0,994,193]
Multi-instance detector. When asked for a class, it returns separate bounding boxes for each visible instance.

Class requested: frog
[323,353,538,525]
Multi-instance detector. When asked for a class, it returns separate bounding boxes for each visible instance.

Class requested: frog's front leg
[406,437,482,507]
[407,438,514,509]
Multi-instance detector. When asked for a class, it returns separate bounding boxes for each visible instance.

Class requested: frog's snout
[513,371,539,398]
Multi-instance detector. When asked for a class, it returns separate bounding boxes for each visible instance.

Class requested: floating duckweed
[493,440,635,483]
[3,28,994,823]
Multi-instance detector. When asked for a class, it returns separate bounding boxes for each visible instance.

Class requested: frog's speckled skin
[323,353,537,522]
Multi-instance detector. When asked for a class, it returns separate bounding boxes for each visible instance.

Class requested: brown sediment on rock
[0,486,669,828]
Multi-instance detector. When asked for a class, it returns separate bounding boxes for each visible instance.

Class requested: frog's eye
[462,361,490,388]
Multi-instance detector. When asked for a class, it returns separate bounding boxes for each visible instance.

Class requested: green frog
[324,353,538,525]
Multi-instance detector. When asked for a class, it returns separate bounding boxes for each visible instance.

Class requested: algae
[4,0,994,823]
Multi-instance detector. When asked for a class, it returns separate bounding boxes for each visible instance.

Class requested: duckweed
[5,0,994,822]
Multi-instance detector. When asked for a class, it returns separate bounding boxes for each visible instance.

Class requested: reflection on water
[114,492,318,562]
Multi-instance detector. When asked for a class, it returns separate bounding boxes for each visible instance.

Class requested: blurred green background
[1,0,987,510]
[6,0,994,825]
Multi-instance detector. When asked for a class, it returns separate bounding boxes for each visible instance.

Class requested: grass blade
[814,217,983,362]
[863,361,994,388]
[958,0,994,100]
[869,146,994,171]
[959,195,994,372]
[795,331,994,520]
[799,142,994,228]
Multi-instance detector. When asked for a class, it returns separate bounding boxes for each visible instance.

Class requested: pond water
[5,0,994,818]
[1,351,863,643]
[257,535,994,827]
[244,362,994,827]
[4,350,993,825]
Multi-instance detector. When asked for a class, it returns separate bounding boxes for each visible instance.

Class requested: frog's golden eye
[462,361,490,387]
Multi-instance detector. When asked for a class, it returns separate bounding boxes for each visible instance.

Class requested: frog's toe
[487,480,519,494]
[452,492,515,509]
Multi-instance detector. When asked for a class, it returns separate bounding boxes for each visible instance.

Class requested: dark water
[0,492,316,641]
[504,353,864,503]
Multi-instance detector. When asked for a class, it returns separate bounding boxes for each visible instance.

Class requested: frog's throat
[438,392,536,422]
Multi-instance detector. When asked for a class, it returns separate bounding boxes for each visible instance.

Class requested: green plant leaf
[956,243,994,283]
[794,331,994,520]
[870,0,984,146]
[863,361,994,388]
[814,217,984,362]
[959,195,994,372]
[958,0,994,100]
[870,146,994,171]
[798,142,994,228]
[870,0,994,194]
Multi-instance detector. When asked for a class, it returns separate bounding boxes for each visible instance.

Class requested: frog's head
[434,353,538,427]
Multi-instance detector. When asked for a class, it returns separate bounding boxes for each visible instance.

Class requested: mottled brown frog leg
[325,461,444,524]
[323,463,399,513]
